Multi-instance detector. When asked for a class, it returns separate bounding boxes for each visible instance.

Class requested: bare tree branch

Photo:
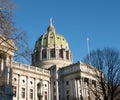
[83,47,120,100]
[0,0,32,63]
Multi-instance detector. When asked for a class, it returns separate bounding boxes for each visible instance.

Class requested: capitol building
[0,19,102,100]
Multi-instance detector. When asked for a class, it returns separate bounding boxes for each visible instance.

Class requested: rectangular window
[30,89,33,99]
[66,51,69,59]
[21,88,25,98]
[13,86,17,97]
[66,90,69,94]
[67,95,70,100]
[92,80,96,87]
[45,92,47,100]
[66,81,69,85]
[54,95,56,100]
[59,49,63,58]
[84,78,89,86]
[54,81,56,85]
[42,49,47,59]
[50,49,55,58]
[54,88,56,92]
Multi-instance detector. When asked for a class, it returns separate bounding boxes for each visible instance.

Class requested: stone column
[1,58,3,71]
[77,80,80,99]
[56,49,59,59]
[47,49,49,60]
[40,49,42,60]
[82,78,85,98]
[56,81,59,100]
[47,81,51,100]
[9,56,13,85]
[26,76,29,100]
[81,77,84,97]
[18,74,20,100]
[74,79,78,99]
[39,80,44,100]
[55,49,57,59]
[1,59,4,84]
[68,50,70,60]
[34,78,37,100]
[5,55,9,84]
[89,79,92,99]
[63,50,66,60]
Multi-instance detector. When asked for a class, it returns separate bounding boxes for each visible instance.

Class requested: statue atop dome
[50,18,53,26]
[47,18,55,33]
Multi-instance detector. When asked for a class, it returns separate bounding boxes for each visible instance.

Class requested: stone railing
[13,62,50,75]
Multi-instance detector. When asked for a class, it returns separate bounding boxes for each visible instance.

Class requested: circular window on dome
[14,78,17,81]
[22,80,25,83]
[45,84,47,87]
[30,81,33,84]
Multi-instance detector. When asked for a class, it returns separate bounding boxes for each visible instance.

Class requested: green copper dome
[32,18,72,69]
[35,19,69,49]
[35,32,69,49]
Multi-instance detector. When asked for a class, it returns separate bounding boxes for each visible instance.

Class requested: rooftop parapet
[13,62,50,75]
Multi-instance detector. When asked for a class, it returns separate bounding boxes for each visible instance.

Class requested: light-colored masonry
[0,19,103,100]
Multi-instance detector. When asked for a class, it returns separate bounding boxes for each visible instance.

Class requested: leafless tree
[0,0,32,63]
[83,48,120,100]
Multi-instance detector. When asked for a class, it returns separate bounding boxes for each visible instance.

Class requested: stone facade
[0,35,16,100]
[0,19,102,100]
[58,62,102,100]
[12,62,50,100]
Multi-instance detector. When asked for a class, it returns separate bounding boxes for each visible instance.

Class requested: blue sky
[14,0,120,64]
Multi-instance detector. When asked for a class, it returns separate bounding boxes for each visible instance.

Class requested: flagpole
[86,37,91,65]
